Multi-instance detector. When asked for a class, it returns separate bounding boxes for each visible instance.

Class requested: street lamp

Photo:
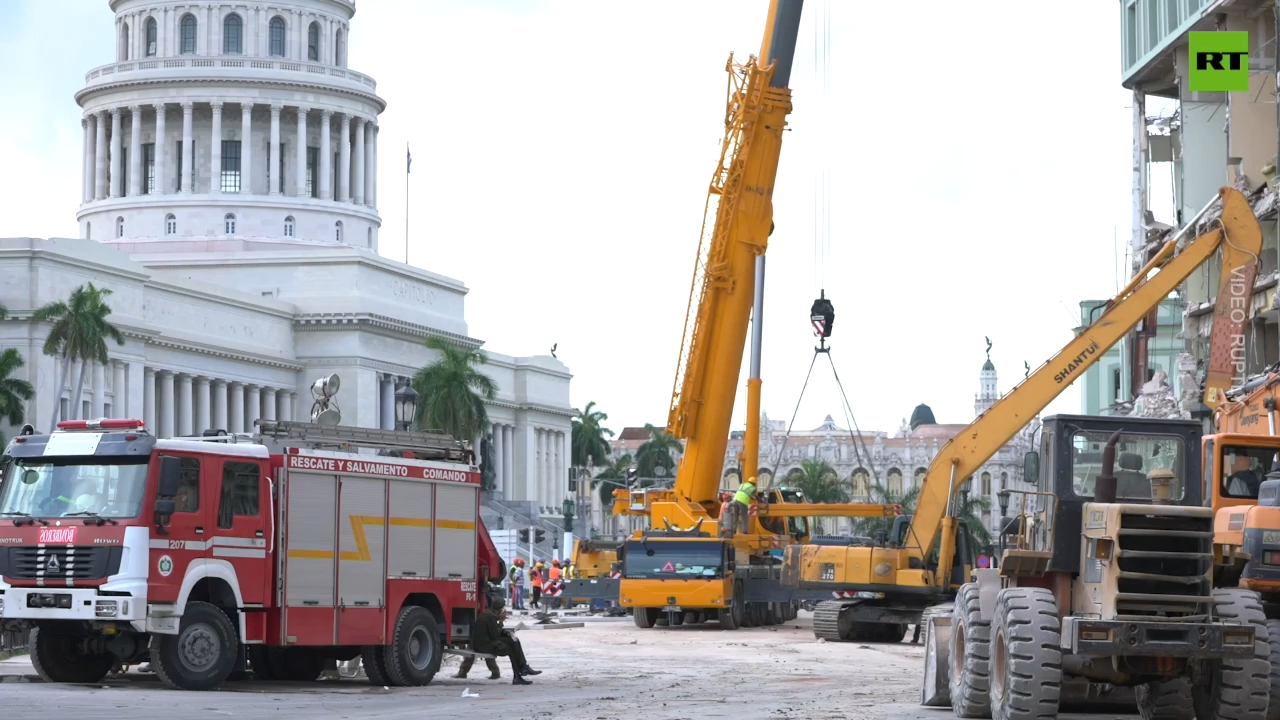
[960,476,973,505]
[997,489,1011,518]
[394,380,418,431]
[562,495,576,534]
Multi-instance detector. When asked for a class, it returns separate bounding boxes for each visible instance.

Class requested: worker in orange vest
[548,559,563,609]
[529,561,544,610]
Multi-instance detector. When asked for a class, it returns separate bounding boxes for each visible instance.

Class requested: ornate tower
[76,0,385,251]
[976,337,998,417]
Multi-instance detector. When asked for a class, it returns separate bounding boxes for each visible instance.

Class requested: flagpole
[405,142,410,265]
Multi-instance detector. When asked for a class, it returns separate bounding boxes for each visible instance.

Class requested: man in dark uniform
[471,596,541,685]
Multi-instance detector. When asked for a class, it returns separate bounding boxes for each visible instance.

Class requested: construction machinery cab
[884,514,979,587]
[1017,414,1203,574]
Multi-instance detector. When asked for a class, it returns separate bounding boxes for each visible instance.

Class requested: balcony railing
[1120,0,1226,83]
[84,57,376,93]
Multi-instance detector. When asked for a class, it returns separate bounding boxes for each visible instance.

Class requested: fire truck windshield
[0,458,150,519]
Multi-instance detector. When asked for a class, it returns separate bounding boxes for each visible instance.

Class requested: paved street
[0,613,1137,720]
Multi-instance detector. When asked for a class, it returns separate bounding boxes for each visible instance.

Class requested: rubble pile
[1131,368,1187,420]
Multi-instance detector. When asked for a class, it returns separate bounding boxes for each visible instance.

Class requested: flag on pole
[406,144,412,174]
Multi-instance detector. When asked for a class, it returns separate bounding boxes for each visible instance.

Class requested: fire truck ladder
[253,419,472,463]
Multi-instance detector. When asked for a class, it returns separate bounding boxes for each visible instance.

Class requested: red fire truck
[0,417,504,691]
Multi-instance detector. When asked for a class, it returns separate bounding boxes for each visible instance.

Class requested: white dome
[76,0,384,253]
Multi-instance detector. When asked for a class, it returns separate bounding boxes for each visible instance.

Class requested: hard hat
[746,476,756,484]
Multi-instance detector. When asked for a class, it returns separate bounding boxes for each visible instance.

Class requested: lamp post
[394,380,418,432]
[960,476,973,506]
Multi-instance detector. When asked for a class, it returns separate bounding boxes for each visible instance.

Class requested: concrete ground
[0,612,1137,720]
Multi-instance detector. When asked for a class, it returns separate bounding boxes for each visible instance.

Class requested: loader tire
[949,583,991,718]
[989,587,1061,720]
[633,607,657,629]
[1192,588,1269,720]
[1266,619,1280,720]
[1135,678,1194,720]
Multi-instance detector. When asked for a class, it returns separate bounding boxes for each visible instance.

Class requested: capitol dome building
[1,0,574,526]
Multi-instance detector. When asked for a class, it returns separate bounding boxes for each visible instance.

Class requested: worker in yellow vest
[733,477,756,535]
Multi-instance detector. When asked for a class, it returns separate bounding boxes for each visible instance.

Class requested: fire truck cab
[0,417,503,691]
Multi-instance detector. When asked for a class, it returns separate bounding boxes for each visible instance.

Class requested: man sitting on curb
[470,596,542,685]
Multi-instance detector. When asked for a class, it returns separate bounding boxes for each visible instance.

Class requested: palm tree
[851,481,923,541]
[0,348,35,447]
[34,283,125,433]
[593,453,632,516]
[0,302,7,320]
[634,423,682,480]
[783,459,850,534]
[411,336,497,442]
[571,400,613,476]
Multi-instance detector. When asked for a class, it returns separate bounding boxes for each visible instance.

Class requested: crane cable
[812,0,831,296]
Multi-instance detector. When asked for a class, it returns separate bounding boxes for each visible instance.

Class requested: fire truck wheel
[1192,588,1269,720]
[150,601,239,691]
[361,645,391,686]
[382,605,443,686]
[29,627,114,684]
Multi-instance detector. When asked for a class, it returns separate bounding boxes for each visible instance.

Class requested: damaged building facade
[1119,0,1280,420]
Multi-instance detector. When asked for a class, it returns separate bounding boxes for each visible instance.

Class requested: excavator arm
[910,186,1263,587]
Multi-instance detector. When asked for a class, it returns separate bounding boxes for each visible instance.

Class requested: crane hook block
[810,296,835,339]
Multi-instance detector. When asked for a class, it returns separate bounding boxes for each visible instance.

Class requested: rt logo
[1188,32,1249,92]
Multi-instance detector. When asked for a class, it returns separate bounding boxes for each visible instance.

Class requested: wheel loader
[921,416,1271,720]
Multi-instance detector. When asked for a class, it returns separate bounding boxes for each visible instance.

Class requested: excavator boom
[911,187,1263,583]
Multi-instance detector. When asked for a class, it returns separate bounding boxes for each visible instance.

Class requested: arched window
[1000,471,1008,489]
[887,468,903,496]
[180,14,197,54]
[269,16,286,57]
[334,221,343,242]
[224,214,237,235]
[116,216,125,238]
[981,471,992,496]
[145,17,157,57]
[851,468,870,498]
[223,14,243,54]
[120,23,130,61]
[284,216,295,237]
[913,467,927,490]
[164,214,176,236]
[334,28,345,66]
[307,22,320,62]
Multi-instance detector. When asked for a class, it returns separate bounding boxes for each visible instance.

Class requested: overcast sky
[0,1,1134,438]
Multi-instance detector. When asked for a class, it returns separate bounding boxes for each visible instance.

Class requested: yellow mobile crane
[782,187,1267,669]
[610,0,898,630]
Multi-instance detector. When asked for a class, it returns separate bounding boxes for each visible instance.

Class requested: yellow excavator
[779,186,1266,663]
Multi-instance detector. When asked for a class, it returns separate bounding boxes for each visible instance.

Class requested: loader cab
[1022,414,1202,574]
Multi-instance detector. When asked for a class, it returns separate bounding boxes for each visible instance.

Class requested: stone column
[210,102,223,195]
[536,429,545,509]
[502,425,513,497]
[229,382,245,433]
[153,103,167,195]
[240,103,253,194]
[282,392,295,422]
[560,431,569,499]
[158,371,175,439]
[246,385,261,431]
[195,377,211,434]
[213,380,228,431]
[109,109,123,198]
[319,110,332,199]
[492,422,504,494]
[352,118,365,205]
[363,121,374,206]
[295,107,308,197]
[337,114,350,202]
[91,362,107,418]
[128,106,142,196]
[143,367,155,430]
[263,388,277,421]
[82,117,92,203]
[180,102,193,193]
[269,104,282,195]
[177,374,193,436]
[94,110,108,199]
[371,125,378,209]
[378,375,392,430]
[112,361,127,416]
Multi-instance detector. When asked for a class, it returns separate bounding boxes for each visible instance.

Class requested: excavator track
[812,600,851,641]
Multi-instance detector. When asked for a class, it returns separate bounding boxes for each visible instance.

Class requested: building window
[1112,367,1122,403]
[165,214,176,236]
[116,216,124,238]
[223,14,243,54]
[1000,471,1008,490]
[335,28,345,66]
[224,214,237,235]
[180,14,196,54]
[176,457,200,512]
[335,221,342,243]
[265,140,286,192]
[981,471,992,496]
[146,17,157,56]
[284,216,295,237]
[218,461,260,528]
[221,140,242,192]
[120,23,130,61]
[308,22,319,61]
[143,142,155,194]
[306,146,319,197]
[120,147,128,194]
[332,151,339,195]
[269,16,286,57]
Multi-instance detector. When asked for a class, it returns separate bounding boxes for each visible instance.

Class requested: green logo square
[1188,32,1250,92]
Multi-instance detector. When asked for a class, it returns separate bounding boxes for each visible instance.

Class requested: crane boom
[666,0,803,506]
[911,187,1263,584]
